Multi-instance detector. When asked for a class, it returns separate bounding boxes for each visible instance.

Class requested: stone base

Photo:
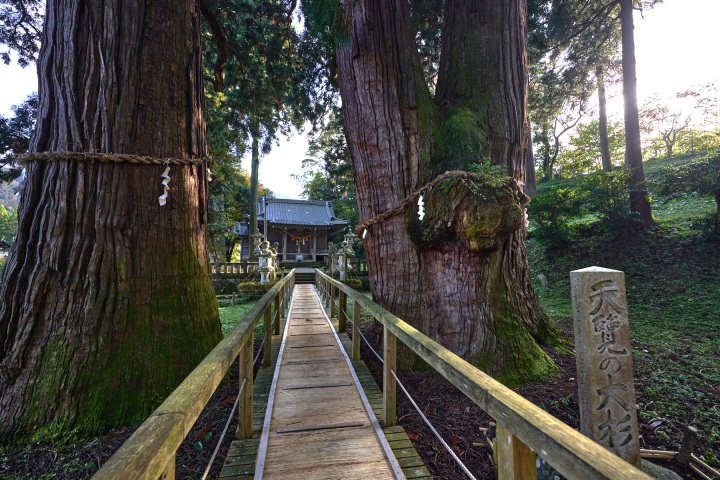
[641,459,683,480]
[535,458,682,480]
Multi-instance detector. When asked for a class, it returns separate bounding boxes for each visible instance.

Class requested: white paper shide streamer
[417,195,425,220]
[207,167,212,182]
[159,166,171,206]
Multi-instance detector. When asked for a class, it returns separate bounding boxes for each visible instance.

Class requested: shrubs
[529,168,643,247]
[342,278,362,290]
[213,279,238,295]
[237,281,274,299]
[527,186,583,247]
[655,151,720,234]
[579,169,642,237]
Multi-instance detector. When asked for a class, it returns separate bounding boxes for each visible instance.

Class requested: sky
[1,0,719,198]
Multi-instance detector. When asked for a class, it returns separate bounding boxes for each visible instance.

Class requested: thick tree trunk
[0,0,221,443]
[596,65,613,172]
[338,0,562,383]
[619,0,653,226]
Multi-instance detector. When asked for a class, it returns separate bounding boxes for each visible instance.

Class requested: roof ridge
[267,198,327,205]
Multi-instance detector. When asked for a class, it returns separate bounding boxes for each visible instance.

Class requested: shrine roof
[261,199,348,227]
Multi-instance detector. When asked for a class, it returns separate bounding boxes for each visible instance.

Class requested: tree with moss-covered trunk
[308,0,566,383]
[0,0,222,443]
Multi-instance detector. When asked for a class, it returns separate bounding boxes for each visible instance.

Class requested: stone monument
[570,266,640,467]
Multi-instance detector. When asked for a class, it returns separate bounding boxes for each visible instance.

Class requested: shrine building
[233,198,349,262]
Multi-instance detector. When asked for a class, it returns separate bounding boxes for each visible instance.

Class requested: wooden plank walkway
[220,283,429,479]
[256,284,401,479]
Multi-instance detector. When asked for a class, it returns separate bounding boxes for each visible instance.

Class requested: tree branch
[198,0,229,92]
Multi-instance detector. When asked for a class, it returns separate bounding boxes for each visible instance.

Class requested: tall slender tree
[200,0,308,249]
[619,0,653,226]
[0,0,221,442]
[596,65,614,172]
[305,0,565,382]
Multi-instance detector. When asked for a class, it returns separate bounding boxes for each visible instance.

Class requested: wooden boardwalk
[218,283,430,479]
[255,284,402,479]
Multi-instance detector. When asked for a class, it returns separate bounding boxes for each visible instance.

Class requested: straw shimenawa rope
[17,151,212,166]
[354,170,528,237]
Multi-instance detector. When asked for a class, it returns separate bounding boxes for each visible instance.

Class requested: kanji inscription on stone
[571,267,640,467]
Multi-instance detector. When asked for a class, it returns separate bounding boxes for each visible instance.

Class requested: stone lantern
[258,240,273,285]
[251,230,263,259]
[327,242,337,275]
[338,229,357,280]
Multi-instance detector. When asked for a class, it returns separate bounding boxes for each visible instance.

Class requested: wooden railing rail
[315,270,650,480]
[93,271,296,480]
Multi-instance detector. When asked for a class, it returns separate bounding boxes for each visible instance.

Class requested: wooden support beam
[338,290,347,332]
[273,295,280,335]
[496,423,537,480]
[330,284,336,318]
[352,300,361,361]
[383,326,397,427]
[263,306,272,366]
[237,339,253,439]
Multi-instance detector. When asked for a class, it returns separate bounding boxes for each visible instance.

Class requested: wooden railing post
[237,337,254,439]
[383,326,397,427]
[158,453,175,480]
[496,423,537,480]
[330,284,336,318]
[280,285,286,319]
[352,300,361,361]
[263,306,272,366]
[273,294,280,335]
[338,290,347,332]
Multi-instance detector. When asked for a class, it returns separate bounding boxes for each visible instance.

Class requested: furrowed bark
[338,0,563,382]
[0,0,222,443]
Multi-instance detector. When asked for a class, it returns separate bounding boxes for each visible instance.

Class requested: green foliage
[579,169,642,237]
[0,204,17,242]
[655,152,720,204]
[219,302,257,335]
[0,92,37,181]
[236,281,274,299]
[654,152,720,233]
[201,0,309,163]
[408,0,444,89]
[437,107,487,171]
[0,1,43,66]
[555,120,624,177]
[341,278,362,290]
[639,85,719,157]
[673,128,720,156]
[297,107,359,240]
[530,168,645,246]
[467,162,510,188]
[213,279,238,295]
[528,187,584,246]
[300,0,347,50]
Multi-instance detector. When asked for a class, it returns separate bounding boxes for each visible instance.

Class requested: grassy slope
[529,154,720,464]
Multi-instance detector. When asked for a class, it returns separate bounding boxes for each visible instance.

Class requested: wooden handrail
[93,271,296,480]
[315,270,651,480]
